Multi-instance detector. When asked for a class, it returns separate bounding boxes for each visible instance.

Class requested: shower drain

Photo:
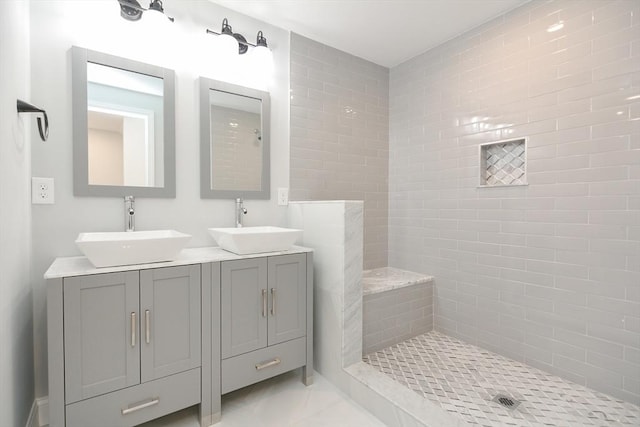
[492,393,522,410]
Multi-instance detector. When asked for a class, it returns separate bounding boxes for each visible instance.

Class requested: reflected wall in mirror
[209,91,262,192]
[72,46,176,197]
[200,78,270,199]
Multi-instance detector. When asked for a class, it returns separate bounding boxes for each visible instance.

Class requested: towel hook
[17,99,49,141]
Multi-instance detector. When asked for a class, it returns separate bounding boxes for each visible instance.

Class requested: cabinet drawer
[221,337,306,394]
[66,368,200,427]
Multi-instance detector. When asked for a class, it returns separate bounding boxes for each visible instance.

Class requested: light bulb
[143,8,170,31]
[252,46,273,72]
[219,34,239,56]
[216,33,240,64]
[251,45,274,83]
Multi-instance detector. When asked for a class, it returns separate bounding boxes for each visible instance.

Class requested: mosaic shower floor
[363,331,640,426]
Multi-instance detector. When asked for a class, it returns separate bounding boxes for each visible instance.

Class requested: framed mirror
[72,46,176,197]
[199,78,270,199]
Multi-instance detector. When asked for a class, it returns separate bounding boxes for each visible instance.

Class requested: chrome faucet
[235,198,247,228]
[125,196,135,232]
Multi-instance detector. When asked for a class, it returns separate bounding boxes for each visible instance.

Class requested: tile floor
[364,331,640,426]
[139,369,385,427]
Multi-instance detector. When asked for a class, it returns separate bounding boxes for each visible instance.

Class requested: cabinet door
[140,265,201,382]
[268,254,306,346]
[64,271,140,403]
[221,258,268,358]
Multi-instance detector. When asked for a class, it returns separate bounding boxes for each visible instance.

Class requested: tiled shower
[290,0,639,418]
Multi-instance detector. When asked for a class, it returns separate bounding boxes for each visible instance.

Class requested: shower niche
[479,138,527,187]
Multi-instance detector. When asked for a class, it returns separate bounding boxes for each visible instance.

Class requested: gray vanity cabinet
[220,253,310,394]
[47,247,311,426]
[139,266,201,381]
[267,255,307,345]
[50,265,202,427]
[63,271,140,403]
[221,258,268,358]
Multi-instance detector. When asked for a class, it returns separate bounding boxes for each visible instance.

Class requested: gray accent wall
[289,34,389,270]
[389,0,640,404]
[0,1,35,425]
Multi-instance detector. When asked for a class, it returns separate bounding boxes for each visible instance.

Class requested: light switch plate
[32,177,55,204]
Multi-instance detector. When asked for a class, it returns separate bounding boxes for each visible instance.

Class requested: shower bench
[362,267,434,356]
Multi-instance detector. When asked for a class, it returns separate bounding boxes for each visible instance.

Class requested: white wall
[30,0,290,399]
[0,1,35,426]
[88,128,124,185]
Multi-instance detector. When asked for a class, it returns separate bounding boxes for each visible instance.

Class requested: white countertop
[44,245,313,279]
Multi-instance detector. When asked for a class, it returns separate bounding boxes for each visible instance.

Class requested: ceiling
[209,0,529,68]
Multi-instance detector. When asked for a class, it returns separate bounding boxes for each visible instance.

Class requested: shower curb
[344,362,471,427]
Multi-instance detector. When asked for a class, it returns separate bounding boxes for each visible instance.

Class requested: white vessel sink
[76,230,191,268]
[208,226,302,255]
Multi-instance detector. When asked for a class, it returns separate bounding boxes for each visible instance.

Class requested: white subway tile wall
[210,106,263,191]
[389,0,639,405]
[363,284,434,356]
[289,34,389,269]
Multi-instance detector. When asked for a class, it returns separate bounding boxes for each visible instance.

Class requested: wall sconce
[118,0,174,23]
[206,19,271,56]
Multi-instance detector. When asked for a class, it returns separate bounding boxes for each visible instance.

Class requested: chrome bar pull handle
[130,312,136,347]
[271,288,276,316]
[255,357,281,371]
[262,289,267,317]
[121,398,159,415]
[145,310,150,344]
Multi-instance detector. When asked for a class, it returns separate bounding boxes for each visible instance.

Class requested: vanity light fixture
[118,0,174,23]
[206,18,270,55]
[256,31,268,48]
[252,30,273,61]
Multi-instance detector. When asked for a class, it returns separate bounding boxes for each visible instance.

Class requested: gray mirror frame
[199,78,271,199]
[72,46,176,197]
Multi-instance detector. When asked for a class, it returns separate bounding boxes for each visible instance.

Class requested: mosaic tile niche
[479,138,527,187]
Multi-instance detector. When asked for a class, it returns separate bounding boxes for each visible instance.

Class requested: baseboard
[34,397,49,427]
[26,400,37,427]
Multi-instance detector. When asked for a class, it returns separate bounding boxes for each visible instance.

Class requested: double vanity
[45,230,313,427]
[45,43,299,426]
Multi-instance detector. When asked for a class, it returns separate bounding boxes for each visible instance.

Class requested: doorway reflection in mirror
[86,62,164,188]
